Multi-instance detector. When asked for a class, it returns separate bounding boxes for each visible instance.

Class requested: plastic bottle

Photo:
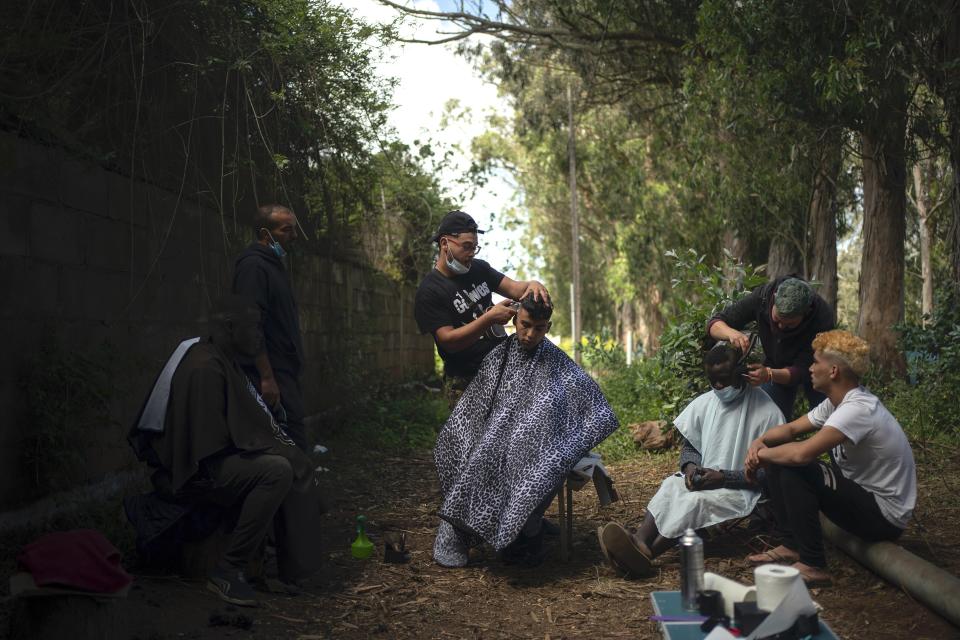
[679,527,704,611]
[351,514,374,559]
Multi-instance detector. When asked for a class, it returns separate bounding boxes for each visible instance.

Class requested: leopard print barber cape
[434,335,618,555]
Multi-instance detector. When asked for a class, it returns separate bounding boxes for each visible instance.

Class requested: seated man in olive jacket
[128,296,322,607]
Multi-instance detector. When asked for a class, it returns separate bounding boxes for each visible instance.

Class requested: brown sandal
[597,526,631,576]
[599,523,653,578]
[746,545,800,565]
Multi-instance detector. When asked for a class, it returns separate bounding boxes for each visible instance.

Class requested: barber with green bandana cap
[708,276,835,420]
[414,211,551,403]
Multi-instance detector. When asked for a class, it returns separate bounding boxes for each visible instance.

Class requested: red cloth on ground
[17,529,133,593]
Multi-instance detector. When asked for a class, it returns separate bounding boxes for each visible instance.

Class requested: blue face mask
[262,228,286,259]
[713,385,745,404]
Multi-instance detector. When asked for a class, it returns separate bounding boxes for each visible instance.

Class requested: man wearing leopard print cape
[433,297,619,567]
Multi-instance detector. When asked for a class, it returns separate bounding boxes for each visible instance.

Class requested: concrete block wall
[0,133,435,508]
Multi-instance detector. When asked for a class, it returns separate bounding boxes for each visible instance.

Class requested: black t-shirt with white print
[414,259,507,378]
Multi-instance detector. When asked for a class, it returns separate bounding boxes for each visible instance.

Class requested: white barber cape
[646,386,784,538]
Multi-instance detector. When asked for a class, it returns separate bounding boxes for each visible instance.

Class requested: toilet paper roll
[755,564,801,612]
[703,572,757,618]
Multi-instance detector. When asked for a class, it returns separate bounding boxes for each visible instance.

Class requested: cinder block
[0,194,30,256]
[105,171,139,222]
[30,202,82,264]
[0,256,58,317]
[83,214,130,271]
[56,157,107,214]
[0,134,55,196]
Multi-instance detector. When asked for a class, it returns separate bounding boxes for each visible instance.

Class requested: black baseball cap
[431,210,486,242]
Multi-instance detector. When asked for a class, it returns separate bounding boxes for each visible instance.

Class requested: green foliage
[658,249,766,383]
[595,357,691,463]
[867,289,960,444]
[595,251,766,462]
[328,386,449,453]
[580,333,627,373]
[0,0,450,281]
[21,337,119,493]
[896,288,960,377]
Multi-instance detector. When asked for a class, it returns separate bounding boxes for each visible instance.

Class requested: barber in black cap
[415,211,550,399]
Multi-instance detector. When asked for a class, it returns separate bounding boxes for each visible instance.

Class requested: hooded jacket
[233,243,304,375]
[708,276,835,385]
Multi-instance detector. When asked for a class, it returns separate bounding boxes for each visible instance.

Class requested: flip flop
[599,523,653,578]
[792,562,833,588]
[746,545,800,565]
[597,526,630,575]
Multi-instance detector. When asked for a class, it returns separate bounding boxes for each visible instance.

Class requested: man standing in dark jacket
[233,204,308,451]
[707,276,835,419]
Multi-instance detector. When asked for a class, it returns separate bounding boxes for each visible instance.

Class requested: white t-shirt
[807,387,917,529]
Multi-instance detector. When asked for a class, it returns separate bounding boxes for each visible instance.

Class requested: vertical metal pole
[557,484,568,562]
[565,480,574,560]
[567,83,581,366]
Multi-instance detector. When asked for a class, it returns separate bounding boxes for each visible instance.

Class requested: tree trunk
[928,1,960,290]
[722,230,748,291]
[948,111,960,290]
[808,136,842,318]
[638,286,664,355]
[858,100,908,375]
[767,234,803,280]
[912,161,935,320]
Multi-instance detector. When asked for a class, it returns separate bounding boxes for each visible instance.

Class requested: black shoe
[502,530,547,567]
[207,566,259,607]
[541,518,561,537]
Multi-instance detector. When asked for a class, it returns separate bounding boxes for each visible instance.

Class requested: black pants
[766,462,903,568]
[246,366,307,452]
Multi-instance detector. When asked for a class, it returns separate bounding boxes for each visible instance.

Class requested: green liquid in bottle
[351,515,374,560]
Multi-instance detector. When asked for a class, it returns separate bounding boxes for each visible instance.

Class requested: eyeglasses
[445,236,482,255]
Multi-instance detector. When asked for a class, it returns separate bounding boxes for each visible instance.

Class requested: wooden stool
[556,475,576,562]
[556,460,618,562]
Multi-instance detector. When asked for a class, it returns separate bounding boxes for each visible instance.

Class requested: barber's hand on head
[260,376,281,408]
[521,281,551,306]
[725,329,751,353]
[486,299,519,325]
[745,363,772,387]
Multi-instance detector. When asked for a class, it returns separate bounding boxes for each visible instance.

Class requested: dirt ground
[7,438,960,640]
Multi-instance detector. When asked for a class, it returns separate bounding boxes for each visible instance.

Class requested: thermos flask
[679,528,704,611]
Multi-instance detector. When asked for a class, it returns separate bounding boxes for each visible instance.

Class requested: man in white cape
[598,343,783,576]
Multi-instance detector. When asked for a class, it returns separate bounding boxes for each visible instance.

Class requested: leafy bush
[596,250,766,461]
[22,337,119,493]
[328,385,450,453]
[868,289,960,444]
[658,248,766,384]
[596,357,693,462]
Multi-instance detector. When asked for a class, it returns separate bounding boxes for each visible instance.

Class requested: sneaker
[434,520,469,568]
[502,529,547,567]
[207,566,259,607]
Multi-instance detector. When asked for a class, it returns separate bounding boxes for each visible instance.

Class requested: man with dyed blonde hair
[743,330,916,587]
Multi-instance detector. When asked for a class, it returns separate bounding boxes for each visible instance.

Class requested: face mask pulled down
[444,244,471,275]
[262,228,286,259]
